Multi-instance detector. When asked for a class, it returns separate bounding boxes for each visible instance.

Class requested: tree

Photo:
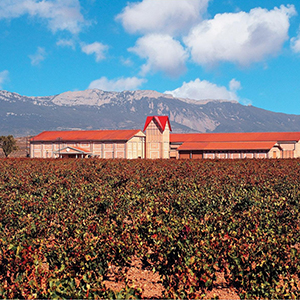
[0,135,19,157]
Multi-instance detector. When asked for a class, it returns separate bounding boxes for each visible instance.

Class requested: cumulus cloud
[164,78,241,101]
[116,0,210,36]
[0,70,9,89]
[184,5,296,66]
[229,78,242,92]
[291,28,300,53]
[0,0,88,34]
[56,39,76,50]
[88,76,147,91]
[81,42,108,62]
[129,34,188,77]
[291,38,300,53]
[29,47,46,65]
[121,57,134,67]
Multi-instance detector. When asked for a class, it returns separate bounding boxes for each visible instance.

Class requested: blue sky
[1,0,300,114]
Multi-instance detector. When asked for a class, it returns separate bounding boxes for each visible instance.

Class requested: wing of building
[30,116,300,159]
[30,129,145,159]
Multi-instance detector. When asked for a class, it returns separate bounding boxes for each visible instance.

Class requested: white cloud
[116,0,210,36]
[29,47,46,66]
[0,0,88,34]
[129,34,188,77]
[291,28,300,53]
[81,42,108,62]
[291,38,300,53]
[164,78,241,101]
[88,76,147,91]
[0,70,9,89]
[184,5,296,66]
[56,39,76,50]
[121,57,134,67]
[229,78,241,92]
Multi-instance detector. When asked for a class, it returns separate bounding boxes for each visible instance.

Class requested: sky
[1,0,300,115]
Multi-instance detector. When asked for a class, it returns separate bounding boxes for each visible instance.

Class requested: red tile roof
[143,116,172,132]
[171,132,300,143]
[177,141,278,151]
[31,129,143,142]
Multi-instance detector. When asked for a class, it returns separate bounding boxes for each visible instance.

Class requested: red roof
[72,146,91,152]
[171,132,300,143]
[177,141,278,151]
[143,116,172,132]
[31,129,143,142]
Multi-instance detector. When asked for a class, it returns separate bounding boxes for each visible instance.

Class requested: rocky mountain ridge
[1,89,300,136]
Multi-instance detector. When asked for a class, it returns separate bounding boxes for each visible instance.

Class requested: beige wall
[145,120,170,159]
[31,142,53,158]
[162,123,170,159]
[183,150,270,159]
[268,146,282,159]
[126,135,145,159]
[170,143,181,159]
[30,131,145,159]
[277,142,295,158]
[170,149,178,159]
[279,142,295,151]
[93,143,102,157]
[145,120,161,159]
[31,142,91,158]
[294,141,300,158]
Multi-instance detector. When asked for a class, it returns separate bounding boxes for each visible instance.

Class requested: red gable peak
[143,116,172,132]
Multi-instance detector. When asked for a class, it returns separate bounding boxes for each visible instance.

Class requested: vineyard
[0,158,300,299]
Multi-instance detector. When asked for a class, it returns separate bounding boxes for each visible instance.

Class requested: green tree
[0,135,19,157]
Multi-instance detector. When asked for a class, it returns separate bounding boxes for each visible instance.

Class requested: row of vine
[0,158,299,298]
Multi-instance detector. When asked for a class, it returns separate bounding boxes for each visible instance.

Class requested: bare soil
[103,257,240,299]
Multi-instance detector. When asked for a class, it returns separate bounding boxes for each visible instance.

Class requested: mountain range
[1,89,300,137]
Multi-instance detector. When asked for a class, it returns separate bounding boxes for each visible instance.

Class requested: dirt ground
[1,137,240,298]
[103,257,240,299]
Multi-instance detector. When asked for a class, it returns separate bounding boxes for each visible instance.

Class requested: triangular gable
[143,116,172,132]
[54,146,91,154]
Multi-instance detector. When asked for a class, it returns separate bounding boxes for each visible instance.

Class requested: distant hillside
[1,89,300,136]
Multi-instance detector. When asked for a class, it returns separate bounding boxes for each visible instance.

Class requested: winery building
[30,115,300,159]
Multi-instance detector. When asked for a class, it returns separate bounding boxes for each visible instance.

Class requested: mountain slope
[1,89,300,136]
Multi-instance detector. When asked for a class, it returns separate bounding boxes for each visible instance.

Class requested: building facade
[170,132,300,159]
[30,130,145,159]
[143,116,171,159]
[30,115,300,159]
